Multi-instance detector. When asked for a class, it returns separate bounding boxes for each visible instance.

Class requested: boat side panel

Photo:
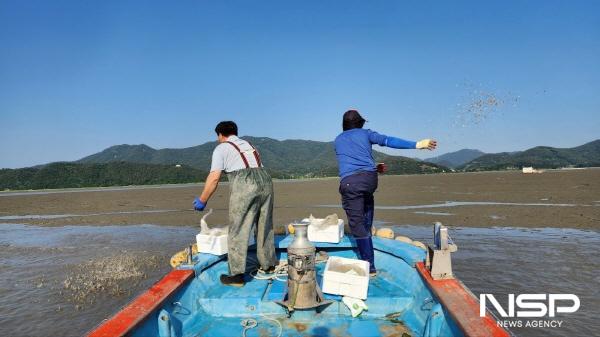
[416,262,511,337]
[86,269,194,337]
[373,248,463,336]
[372,236,427,266]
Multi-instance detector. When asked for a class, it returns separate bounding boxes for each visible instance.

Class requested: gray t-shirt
[210,135,262,173]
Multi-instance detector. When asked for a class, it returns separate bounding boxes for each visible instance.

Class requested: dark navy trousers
[339,171,378,239]
[339,171,378,272]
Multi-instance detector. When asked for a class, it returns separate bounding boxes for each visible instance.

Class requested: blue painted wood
[177,252,225,277]
[127,236,463,337]
[372,236,426,267]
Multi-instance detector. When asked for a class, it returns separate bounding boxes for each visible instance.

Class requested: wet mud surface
[0,224,196,337]
[62,253,162,305]
[1,169,599,229]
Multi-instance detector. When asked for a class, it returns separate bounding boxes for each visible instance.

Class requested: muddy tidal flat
[1,169,599,230]
[0,169,599,337]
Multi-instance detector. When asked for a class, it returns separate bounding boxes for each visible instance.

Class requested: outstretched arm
[368,130,416,149]
[193,170,222,211]
[368,130,437,150]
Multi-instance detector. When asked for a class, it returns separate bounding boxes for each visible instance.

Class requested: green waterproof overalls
[225,141,277,275]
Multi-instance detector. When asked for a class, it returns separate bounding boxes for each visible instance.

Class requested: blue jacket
[334,129,416,179]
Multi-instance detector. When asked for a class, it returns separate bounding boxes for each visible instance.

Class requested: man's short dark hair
[215,121,238,137]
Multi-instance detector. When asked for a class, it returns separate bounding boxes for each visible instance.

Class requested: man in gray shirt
[194,121,277,287]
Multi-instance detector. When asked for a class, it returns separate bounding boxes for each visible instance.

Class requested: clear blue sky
[1,1,599,168]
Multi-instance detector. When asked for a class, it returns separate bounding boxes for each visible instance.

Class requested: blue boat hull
[88,235,510,337]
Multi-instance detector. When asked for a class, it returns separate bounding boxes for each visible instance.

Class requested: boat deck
[89,235,510,337]
[188,316,414,337]
[182,261,419,336]
[170,238,438,337]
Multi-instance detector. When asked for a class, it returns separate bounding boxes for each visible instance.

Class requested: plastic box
[304,218,345,243]
[321,256,370,299]
[196,233,228,255]
[196,232,256,256]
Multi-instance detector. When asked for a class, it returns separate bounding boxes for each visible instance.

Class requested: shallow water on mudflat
[0,224,197,337]
[0,209,180,220]
[319,200,600,209]
[391,225,600,337]
[0,224,597,337]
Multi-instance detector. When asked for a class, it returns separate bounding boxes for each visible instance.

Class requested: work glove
[193,197,206,211]
[416,139,437,150]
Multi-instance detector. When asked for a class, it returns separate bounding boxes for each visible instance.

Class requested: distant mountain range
[424,149,486,169]
[78,136,447,177]
[461,139,600,171]
[2,138,599,190]
[73,138,600,175]
[0,137,447,190]
[0,162,206,190]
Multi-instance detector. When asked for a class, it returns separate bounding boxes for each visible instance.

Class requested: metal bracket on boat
[425,222,458,280]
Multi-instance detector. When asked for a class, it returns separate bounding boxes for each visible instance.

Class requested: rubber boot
[356,237,377,275]
[220,273,245,287]
[365,237,377,276]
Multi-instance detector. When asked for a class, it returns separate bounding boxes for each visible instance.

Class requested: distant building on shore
[522,166,543,174]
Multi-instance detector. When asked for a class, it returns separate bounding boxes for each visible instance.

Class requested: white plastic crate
[304,218,345,243]
[321,256,370,300]
[196,233,228,255]
[196,232,256,256]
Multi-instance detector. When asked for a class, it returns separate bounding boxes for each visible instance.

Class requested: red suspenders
[226,141,262,168]
[249,142,262,167]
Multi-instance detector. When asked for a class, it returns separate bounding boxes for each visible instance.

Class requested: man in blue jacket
[335,110,437,276]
